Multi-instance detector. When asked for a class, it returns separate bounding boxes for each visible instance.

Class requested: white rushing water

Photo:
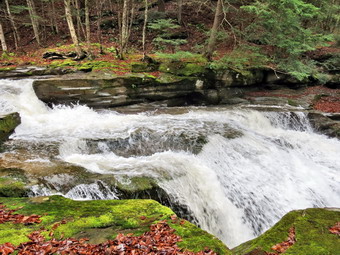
[1,79,340,248]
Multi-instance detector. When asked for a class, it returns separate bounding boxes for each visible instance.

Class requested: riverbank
[0,71,340,254]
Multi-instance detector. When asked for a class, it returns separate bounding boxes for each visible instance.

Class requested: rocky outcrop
[0,66,73,78]
[32,73,220,108]
[233,208,340,255]
[0,112,21,145]
[308,113,340,139]
[0,196,231,254]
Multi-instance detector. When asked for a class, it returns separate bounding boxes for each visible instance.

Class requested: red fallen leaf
[271,227,296,254]
[180,220,186,225]
[52,222,61,230]
[140,216,146,220]
[4,221,217,255]
[170,215,177,220]
[329,222,340,235]
[0,243,16,255]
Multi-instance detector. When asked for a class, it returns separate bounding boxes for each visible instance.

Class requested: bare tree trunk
[204,0,223,60]
[74,0,86,40]
[157,0,165,12]
[119,0,129,59]
[51,0,59,33]
[64,0,83,57]
[27,0,41,45]
[0,22,8,52]
[96,0,104,54]
[85,0,93,58]
[5,0,20,48]
[85,0,90,43]
[142,0,148,58]
[177,0,182,24]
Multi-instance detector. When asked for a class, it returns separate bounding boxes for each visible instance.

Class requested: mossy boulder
[0,196,230,254]
[159,61,206,77]
[0,113,21,145]
[232,208,340,255]
[214,68,264,87]
[0,168,29,197]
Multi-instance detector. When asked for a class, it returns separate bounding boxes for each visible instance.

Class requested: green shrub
[148,19,187,50]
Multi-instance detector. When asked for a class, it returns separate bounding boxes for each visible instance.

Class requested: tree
[5,0,20,49]
[204,0,223,60]
[158,0,165,12]
[142,0,148,58]
[85,0,90,44]
[118,0,134,59]
[26,0,41,45]
[0,22,7,52]
[64,0,84,58]
[177,0,183,24]
[240,0,333,80]
[50,0,59,34]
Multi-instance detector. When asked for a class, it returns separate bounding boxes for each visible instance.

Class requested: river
[1,79,340,248]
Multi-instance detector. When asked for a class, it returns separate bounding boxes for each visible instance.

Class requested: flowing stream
[1,79,340,248]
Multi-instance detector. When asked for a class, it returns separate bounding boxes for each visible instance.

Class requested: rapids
[1,79,339,248]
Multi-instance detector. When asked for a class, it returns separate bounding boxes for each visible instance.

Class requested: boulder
[0,112,21,145]
[308,112,340,139]
[233,208,340,255]
[214,68,264,87]
[32,73,206,108]
[0,196,231,254]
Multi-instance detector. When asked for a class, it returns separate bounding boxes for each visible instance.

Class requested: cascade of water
[1,79,339,248]
[29,181,118,200]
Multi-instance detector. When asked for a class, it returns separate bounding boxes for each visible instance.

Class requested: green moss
[131,62,159,72]
[159,61,206,76]
[0,196,229,254]
[287,99,298,107]
[49,59,77,68]
[233,208,340,255]
[115,176,156,193]
[171,220,231,255]
[0,113,21,144]
[76,61,119,72]
[156,73,193,83]
[0,67,16,72]
[0,177,28,197]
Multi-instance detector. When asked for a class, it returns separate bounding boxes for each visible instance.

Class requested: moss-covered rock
[0,196,230,254]
[232,208,340,255]
[0,168,29,197]
[159,61,206,77]
[0,113,21,145]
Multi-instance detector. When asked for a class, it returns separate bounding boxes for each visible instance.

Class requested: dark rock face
[308,112,340,139]
[31,67,270,108]
[32,74,217,108]
[0,66,73,79]
[0,112,21,145]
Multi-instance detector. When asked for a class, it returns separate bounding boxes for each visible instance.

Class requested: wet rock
[159,61,206,77]
[214,68,264,87]
[0,167,29,197]
[0,113,21,146]
[32,73,203,108]
[308,112,340,139]
[233,208,340,255]
[43,52,67,60]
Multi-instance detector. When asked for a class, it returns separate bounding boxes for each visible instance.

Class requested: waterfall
[1,79,339,248]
